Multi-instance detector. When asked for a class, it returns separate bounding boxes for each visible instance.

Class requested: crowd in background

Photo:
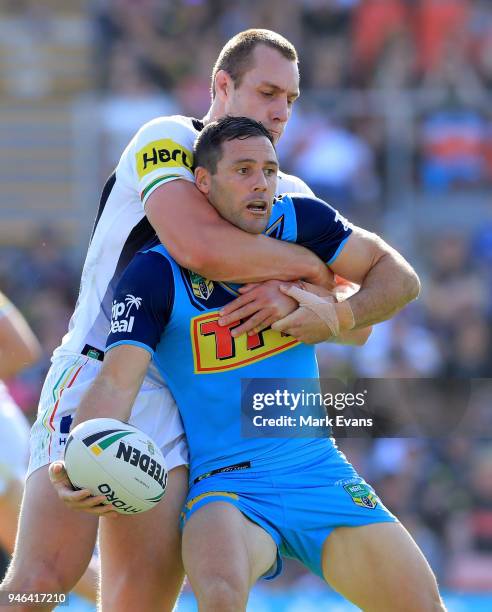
[1,0,492,593]
[91,0,492,205]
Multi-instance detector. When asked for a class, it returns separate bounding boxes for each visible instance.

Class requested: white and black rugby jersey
[54,115,314,361]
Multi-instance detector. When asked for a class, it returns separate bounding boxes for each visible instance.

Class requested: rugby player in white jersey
[0,293,98,604]
[1,30,340,612]
[0,292,40,559]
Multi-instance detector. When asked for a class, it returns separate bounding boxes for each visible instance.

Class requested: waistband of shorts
[193,461,252,484]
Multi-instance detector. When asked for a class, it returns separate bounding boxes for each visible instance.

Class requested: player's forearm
[0,344,41,379]
[0,308,42,379]
[193,223,329,284]
[338,249,420,330]
[329,325,372,346]
[72,375,138,428]
[147,183,328,285]
[0,348,35,380]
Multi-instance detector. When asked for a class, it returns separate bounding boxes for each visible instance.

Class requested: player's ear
[194,167,211,195]
[214,69,232,103]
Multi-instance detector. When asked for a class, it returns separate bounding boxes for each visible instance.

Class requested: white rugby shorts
[28,353,188,478]
[0,383,30,494]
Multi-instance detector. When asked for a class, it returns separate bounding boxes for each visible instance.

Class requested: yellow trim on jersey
[216,282,241,297]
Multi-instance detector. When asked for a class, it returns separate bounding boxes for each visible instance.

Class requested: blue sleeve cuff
[105,339,155,357]
[327,234,351,265]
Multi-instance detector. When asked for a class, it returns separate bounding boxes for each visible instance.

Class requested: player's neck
[203,98,226,125]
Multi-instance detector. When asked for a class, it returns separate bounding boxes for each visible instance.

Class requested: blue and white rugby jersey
[53,115,314,370]
[106,194,352,482]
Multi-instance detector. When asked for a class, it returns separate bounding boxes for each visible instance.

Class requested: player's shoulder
[269,193,328,243]
[276,192,351,233]
[141,242,173,260]
[125,115,203,186]
[136,114,201,137]
[278,192,340,212]
[274,192,325,215]
[139,243,182,277]
[276,170,314,197]
[130,114,202,153]
[118,244,176,298]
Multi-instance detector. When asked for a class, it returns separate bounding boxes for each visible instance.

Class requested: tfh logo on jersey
[190,311,299,373]
[110,294,142,333]
[136,138,193,179]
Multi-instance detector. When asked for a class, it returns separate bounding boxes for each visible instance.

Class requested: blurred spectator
[469,0,492,87]
[471,220,492,303]
[414,0,471,76]
[0,228,78,414]
[424,233,487,357]
[419,105,488,191]
[351,312,443,377]
[300,0,355,40]
[305,38,349,90]
[283,110,379,212]
[351,0,411,86]
[100,43,179,172]
[0,2,55,98]
[371,30,418,90]
[446,313,492,377]
[446,446,492,590]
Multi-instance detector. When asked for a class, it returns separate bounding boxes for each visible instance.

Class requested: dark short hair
[211,29,298,98]
[194,116,274,174]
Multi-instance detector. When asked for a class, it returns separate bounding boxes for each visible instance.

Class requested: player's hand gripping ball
[64,418,167,514]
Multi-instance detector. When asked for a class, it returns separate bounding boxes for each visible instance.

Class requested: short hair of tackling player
[211,28,298,98]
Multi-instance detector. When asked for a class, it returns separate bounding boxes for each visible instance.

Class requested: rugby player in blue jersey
[61,117,443,611]
[1,31,338,612]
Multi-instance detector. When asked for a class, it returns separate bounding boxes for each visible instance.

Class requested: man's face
[224,45,300,144]
[197,135,278,234]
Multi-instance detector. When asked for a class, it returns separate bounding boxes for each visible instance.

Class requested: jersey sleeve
[131,116,196,208]
[291,195,353,264]
[106,250,175,356]
[276,170,315,197]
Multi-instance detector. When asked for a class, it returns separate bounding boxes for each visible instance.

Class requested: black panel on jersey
[106,251,174,352]
[192,118,205,132]
[89,171,116,243]
[90,217,159,348]
[291,195,353,264]
[115,217,158,278]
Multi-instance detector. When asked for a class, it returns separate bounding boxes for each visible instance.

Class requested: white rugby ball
[64,418,167,515]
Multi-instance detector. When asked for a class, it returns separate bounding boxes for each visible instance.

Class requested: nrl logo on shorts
[189,271,214,300]
[343,483,378,509]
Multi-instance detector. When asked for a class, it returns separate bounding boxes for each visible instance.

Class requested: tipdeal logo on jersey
[110,294,142,333]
